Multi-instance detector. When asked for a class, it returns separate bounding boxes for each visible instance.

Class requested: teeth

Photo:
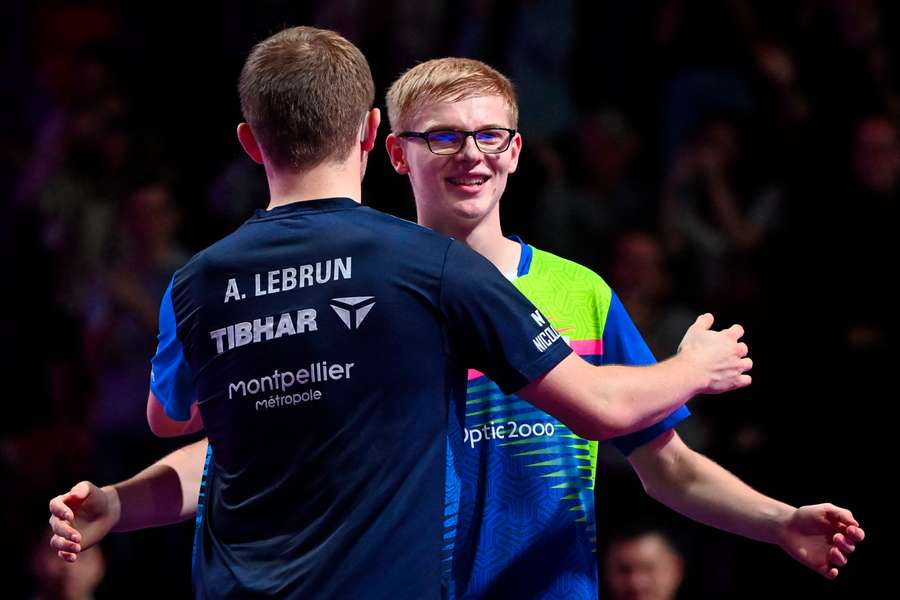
[450,177,487,185]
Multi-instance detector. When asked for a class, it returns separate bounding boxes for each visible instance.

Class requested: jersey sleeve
[149,276,196,421]
[602,292,690,455]
[439,241,572,394]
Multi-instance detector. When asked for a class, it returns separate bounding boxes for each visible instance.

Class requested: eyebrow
[422,124,509,132]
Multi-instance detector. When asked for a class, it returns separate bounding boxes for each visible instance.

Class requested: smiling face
[387,94,522,235]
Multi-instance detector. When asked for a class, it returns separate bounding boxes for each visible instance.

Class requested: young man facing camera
[382,58,862,598]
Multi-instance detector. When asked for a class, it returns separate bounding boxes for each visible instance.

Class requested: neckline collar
[252,197,360,220]
[507,235,533,278]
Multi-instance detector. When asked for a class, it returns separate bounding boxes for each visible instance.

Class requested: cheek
[489,154,516,177]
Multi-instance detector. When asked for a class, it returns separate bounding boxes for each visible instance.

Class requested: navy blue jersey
[149,198,572,599]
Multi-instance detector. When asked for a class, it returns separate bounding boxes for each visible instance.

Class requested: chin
[451,197,494,220]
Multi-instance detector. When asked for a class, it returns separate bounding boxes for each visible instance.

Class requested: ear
[507,131,523,174]
[360,107,381,153]
[385,132,410,175]
[237,123,264,164]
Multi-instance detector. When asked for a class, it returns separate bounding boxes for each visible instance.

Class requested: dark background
[1,1,893,598]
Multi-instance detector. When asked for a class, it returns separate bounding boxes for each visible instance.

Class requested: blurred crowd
[2,1,894,598]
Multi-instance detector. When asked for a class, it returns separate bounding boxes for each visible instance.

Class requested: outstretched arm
[520,314,751,440]
[48,438,209,562]
[628,430,865,579]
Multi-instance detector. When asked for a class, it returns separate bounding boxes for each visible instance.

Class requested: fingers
[736,342,749,357]
[728,361,753,390]
[832,532,856,555]
[58,550,79,563]
[48,514,82,542]
[48,481,93,520]
[50,533,82,555]
[844,525,865,542]
[724,323,745,341]
[829,546,848,567]
[49,495,75,522]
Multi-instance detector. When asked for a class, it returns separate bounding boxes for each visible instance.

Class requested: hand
[678,313,752,394]
[776,504,865,579]
[48,481,120,563]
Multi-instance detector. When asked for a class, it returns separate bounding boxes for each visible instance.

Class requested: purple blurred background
[1,1,893,598]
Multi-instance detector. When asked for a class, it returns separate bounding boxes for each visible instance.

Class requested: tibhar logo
[330,296,376,330]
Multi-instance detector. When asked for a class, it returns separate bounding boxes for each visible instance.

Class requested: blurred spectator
[18,84,141,315]
[799,0,900,137]
[83,180,188,473]
[534,110,653,271]
[655,0,757,163]
[660,114,784,317]
[603,524,685,600]
[842,115,899,347]
[600,232,711,468]
[504,0,577,141]
[608,232,694,361]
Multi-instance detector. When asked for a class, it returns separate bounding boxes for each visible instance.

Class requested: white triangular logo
[330,296,376,330]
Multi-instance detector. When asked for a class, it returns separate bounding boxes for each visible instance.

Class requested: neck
[424,209,521,275]
[265,158,362,209]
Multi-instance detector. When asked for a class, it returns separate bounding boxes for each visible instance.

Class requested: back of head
[238,26,374,170]
[386,57,518,132]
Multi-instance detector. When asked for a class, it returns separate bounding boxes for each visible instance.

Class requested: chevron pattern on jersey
[446,246,613,600]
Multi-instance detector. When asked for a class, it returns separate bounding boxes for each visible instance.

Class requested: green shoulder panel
[513,246,613,343]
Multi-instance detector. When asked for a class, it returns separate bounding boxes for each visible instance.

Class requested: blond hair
[386,57,518,132]
[238,26,374,170]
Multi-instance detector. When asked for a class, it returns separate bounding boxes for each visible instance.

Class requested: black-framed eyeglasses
[398,128,517,155]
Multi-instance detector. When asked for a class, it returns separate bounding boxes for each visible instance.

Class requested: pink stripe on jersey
[570,339,603,356]
[468,339,602,381]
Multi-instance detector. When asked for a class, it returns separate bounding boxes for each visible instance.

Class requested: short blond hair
[386,57,518,132]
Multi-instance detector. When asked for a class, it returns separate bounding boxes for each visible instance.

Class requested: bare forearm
[110,439,208,532]
[520,353,705,441]
[590,354,703,436]
[636,439,793,544]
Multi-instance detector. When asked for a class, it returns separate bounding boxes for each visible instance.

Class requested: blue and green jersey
[444,241,690,599]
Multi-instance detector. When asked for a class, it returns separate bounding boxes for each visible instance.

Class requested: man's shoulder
[170,224,252,285]
[527,245,611,294]
[355,206,453,246]
[171,206,456,295]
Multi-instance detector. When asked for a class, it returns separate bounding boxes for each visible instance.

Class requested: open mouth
[446,175,490,188]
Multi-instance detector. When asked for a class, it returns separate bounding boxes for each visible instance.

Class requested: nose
[455,134,483,161]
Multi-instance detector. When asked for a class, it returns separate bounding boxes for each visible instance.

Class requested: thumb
[63,481,95,510]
